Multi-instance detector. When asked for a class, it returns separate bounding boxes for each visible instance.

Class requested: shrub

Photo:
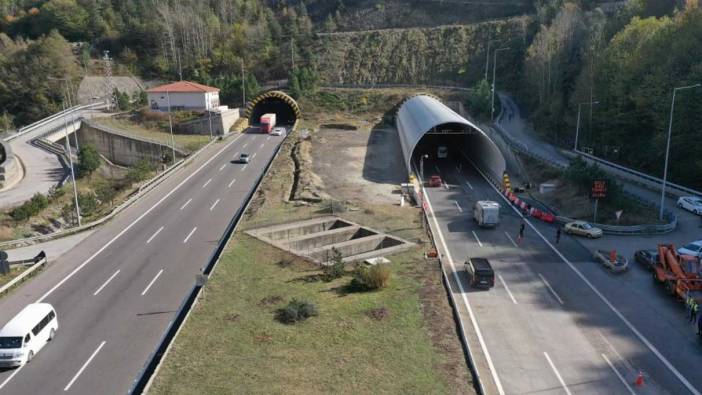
[78,144,101,176]
[350,264,391,292]
[127,159,156,184]
[77,193,98,216]
[322,247,345,281]
[48,185,65,201]
[276,299,318,324]
[95,182,118,206]
[11,193,49,221]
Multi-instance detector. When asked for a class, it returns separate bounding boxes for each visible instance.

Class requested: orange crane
[654,244,702,302]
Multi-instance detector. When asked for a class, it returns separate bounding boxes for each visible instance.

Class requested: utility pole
[64,80,80,152]
[484,39,500,81]
[290,37,295,73]
[574,100,598,151]
[241,58,246,108]
[490,47,510,122]
[166,90,176,165]
[659,83,701,220]
[103,51,113,110]
[61,100,81,227]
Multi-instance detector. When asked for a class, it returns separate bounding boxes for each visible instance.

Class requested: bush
[276,299,319,324]
[95,182,118,206]
[77,193,98,216]
[127,159,156,184]
[11,193,49,221]
[47,185,65,201]
[78,144,101,176]
[350,264,391,292]
[322,248,345,282]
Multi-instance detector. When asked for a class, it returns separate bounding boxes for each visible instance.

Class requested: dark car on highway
[465,258,494,289]
[634,249,658,271]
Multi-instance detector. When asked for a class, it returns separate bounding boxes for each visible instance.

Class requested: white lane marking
[0,364,24,391]
[183,227,197,244]
[259,143,264,148]
[252,152,257,159]
[210,199,220,211]
[146,226,164,244]
[179,198,192,211]
[202,178,212,188]
[266,136,271,141]
[93,270,120,296]
[421,182,505,395]
[242,142,248,148]
[35,133,244,303]
[544,352,572,395]
[597,330,634,371]
[141,269,164,296]
[219,164,227,171]
[470,160,701,395]
[538,273,564,305]
[465,181,474,190]
[504,231,518,248]
[63,341,106,391]
[472,230,483,247]
[454,201,462,212]
[434,165,440,174]
[228,178,236,188]
[602,353,637,395]
[241,164,248,172]
[498,275,517,304]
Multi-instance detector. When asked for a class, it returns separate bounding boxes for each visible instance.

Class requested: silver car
[238,153,250,163]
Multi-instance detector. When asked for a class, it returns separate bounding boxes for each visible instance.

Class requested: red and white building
[146,81,220,111]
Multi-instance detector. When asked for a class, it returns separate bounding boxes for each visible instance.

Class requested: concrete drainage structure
[246,216,414,264]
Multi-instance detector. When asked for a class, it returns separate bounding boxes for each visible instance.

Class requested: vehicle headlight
[13,351,24,358]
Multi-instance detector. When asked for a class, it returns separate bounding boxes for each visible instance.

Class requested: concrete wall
[176,108,240,135]
[74,124,186,167]
[148,91,219,111]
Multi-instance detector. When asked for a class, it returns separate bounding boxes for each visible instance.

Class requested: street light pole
[659,83,701,220]
[491,47,510,122]
[61,101,81,226]
[484,39,500,81]
[574,100,598,151]
[166,90,176,165]
[420,154,428,180]
[241,58,246,108]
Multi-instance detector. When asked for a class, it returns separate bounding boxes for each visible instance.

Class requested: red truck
[260,113,276,133]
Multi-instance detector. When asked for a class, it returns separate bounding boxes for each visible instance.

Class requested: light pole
[490,47,510,122]
[420,154,429,180]
[165,89,176,165]
[484,39,501,81]
[574,100,599,151]
[659,83,701,220]
[60,100,81,226]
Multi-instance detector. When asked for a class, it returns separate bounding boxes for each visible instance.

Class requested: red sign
[592,179,607,198]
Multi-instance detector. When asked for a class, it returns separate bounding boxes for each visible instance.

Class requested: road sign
[592,179,607,199]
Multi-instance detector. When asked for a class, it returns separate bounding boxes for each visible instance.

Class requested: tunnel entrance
[244,90,300,125]
[410,123,477,166]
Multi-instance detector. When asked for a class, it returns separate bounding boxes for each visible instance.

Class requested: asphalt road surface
[0,128,286,394]
[421,156,701,395]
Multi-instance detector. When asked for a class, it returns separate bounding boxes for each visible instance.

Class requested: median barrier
[0,251,48,295]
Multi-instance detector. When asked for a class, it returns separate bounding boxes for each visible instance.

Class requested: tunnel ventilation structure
[396,94,506,183]
[244,90,301,125]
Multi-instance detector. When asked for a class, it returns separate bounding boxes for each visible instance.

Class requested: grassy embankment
[91,116,210,153]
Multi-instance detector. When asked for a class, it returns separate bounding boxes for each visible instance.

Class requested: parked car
[678,240,702,257]
[564,221,603,238]
[634,249,658,271]
[677,196,702,215]
[428,175,442,187]
[271,127,285,136]
[464,258,494,289]
[238,153,250,164]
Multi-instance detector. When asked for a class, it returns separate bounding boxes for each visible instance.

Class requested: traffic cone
[634,371,645,387]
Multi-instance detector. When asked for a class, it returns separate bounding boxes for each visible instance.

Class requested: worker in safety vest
[687,296,694,319]
[692,302,699,324]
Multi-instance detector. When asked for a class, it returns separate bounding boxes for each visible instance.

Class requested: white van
[0,303,58,368]
[473,200,500,227]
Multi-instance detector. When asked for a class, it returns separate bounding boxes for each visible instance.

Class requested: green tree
[78,144,100,176]
[39,0,90,41]
[467,79,492,120]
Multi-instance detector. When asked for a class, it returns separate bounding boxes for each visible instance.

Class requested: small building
[146,81,220,112]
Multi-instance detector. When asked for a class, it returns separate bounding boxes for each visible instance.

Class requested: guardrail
[4,102,105,143]
[129,121,298,394]
[0,252,47,295]
[322,83,472,92]
[572,149,702,199]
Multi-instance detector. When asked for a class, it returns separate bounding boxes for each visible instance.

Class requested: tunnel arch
[396,94,506,182]
[244,90,301,125]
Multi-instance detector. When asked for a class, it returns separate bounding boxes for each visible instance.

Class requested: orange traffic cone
[634,371,645,387]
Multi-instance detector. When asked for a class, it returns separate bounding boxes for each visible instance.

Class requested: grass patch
[91,117,210,153]
[0,266,24,288]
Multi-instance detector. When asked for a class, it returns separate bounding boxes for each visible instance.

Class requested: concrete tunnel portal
[396,94,506,183]
[244,90,301,125]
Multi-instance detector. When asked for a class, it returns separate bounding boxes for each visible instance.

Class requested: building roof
[146,81,219,94]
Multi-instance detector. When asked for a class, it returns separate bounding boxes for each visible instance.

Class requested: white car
[271,127,285,136]
[677,196,702,215]
[678,240,702,257]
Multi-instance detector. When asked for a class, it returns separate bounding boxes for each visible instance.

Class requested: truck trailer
[260,113,276,133]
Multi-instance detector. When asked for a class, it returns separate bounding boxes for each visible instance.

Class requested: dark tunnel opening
[411,123,480,168]
[249,97,298,125]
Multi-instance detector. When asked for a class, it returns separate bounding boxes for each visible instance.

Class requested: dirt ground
[312,123,407,205]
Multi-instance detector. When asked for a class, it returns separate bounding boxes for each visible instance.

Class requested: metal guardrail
[129,121,298,394]
[0,252,47,295]
[4,102,105,143]
[573,149,702,199]
[322,83,472,92]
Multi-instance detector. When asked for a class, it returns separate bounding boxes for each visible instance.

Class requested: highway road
[0,128,286,394]
[420,156,702,394]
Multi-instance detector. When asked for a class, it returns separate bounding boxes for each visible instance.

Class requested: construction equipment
[653,244,702,302]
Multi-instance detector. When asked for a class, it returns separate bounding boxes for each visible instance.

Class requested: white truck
[473,200,500,227]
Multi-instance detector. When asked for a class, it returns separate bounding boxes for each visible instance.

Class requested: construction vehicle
[654,244,702,302]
